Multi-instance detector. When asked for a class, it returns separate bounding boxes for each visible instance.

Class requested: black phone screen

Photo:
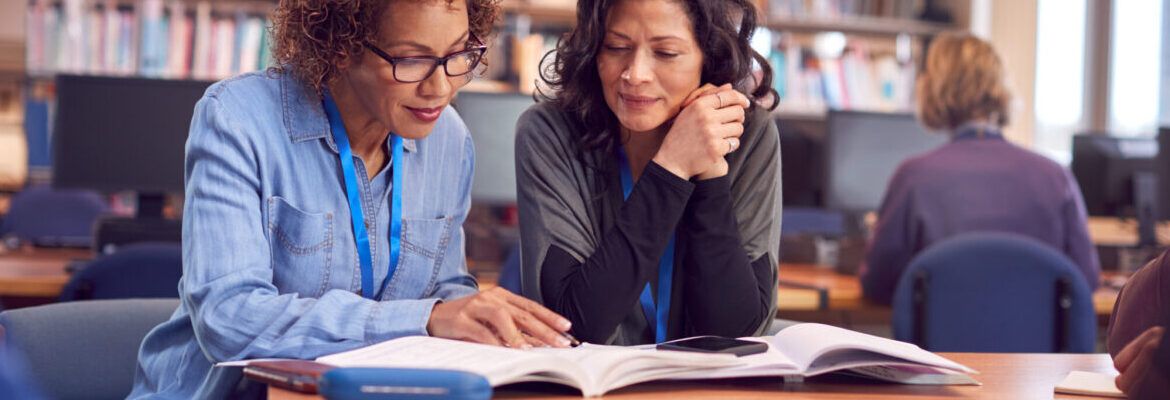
[656,336,768,357]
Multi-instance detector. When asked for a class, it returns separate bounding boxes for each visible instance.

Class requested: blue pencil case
[318,368,491,400]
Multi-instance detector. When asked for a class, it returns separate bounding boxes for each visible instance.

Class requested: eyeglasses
[364,42,488,84]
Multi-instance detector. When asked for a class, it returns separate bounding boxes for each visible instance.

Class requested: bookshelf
[767,15,953,37]
[501,1,576,26]
[25,0,276,81]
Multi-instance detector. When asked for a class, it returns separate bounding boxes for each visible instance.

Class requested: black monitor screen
[452,92,535,205]
[52,75,213,193]
[1070,134,1158,217]
[824,110,947,212]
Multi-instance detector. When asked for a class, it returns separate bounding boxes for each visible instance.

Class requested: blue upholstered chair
[58,242,183,301]
[497,243,522,294]
[0,185,107,248]
[891,232,1096,353]
[0,299,180,400]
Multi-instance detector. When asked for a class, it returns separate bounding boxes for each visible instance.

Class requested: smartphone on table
[656,336,768,357]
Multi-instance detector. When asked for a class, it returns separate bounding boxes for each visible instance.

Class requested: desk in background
[267,353,1116,399]
[1086,216,1170,247]
[774,264,1121,317]
[0,247,87,297]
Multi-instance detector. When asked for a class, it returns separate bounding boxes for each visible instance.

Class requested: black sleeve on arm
[680,176,774,337]
[540,161,692,343]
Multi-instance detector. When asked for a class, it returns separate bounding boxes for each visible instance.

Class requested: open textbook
[222,323,977,397]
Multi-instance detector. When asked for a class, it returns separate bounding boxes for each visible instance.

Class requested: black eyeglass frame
[363,42,488,84]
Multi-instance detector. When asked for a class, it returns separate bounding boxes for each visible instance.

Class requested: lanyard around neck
[323,92,403,300]
[616,147,675,343]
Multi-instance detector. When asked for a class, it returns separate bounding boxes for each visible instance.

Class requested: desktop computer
[53,75,212,252]
[824,110,948,213]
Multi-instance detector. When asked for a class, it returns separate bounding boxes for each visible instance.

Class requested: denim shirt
[129,69,478,399]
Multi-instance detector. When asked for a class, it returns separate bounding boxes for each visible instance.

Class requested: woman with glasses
[131,1,571,398]
[515,0,782,345]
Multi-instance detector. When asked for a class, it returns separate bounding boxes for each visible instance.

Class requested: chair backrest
[498,243,522,294]
[0,185,108,247]
[58,242,183,301]
[891,232,1096,353]
[0,299,180,400]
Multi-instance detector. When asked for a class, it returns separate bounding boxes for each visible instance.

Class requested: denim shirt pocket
[382,217,453,300]
[267,196,333,297]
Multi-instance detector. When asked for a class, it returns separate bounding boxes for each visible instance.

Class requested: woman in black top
[515,0,782,345]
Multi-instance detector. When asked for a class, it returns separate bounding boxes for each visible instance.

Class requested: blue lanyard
[616,147,675,343]
[323,92,403,300]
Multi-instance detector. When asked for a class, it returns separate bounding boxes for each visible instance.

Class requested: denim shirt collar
[279,71,417,154]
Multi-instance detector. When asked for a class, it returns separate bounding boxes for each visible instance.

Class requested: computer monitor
[1070,134,1159,219]
[824,110,947,212]
[451,91,535,205]
[52,75,212,217]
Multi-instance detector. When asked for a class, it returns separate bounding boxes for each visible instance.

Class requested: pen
[562,332,581,347]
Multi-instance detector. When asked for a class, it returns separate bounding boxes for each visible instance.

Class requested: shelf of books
[19,0,965,113]
[764,0,967,119]
[26,0,275,81]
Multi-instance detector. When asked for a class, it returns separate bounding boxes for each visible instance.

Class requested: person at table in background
[130,1,572,398]
[515,0,782,345]
[1107,250,1168,397]
[859,32,1100,305]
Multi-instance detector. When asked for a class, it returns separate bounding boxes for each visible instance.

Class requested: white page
[315,336,586,388]
[1054,371,1125,398]
[529,343,743,394]
[315,337,740,396]
[769,323,973,373]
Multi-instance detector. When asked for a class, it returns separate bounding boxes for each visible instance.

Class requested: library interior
[0,0,1168,399]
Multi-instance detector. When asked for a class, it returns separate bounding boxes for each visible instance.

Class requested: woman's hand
[1115,326,1165,394]
[426,287,573,349]
[653,83,749,180]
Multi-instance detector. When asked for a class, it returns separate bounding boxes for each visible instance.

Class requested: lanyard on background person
[323,92,403,300]
[616,147,675,343]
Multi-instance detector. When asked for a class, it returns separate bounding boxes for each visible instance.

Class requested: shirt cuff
[691,174,732,197]
[364,297,441,344]
[644,160,695,196]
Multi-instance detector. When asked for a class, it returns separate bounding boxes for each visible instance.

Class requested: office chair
[0,299,180,400]
[0,185,107,248]
[497,243,522,294]
[58,242,182,301]
[891,232,1096,353]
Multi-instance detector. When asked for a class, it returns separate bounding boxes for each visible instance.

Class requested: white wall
[988,0,1039,148]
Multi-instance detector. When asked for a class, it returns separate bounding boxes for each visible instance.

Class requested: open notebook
[222,323,977,397]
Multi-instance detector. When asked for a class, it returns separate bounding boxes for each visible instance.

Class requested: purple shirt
[860,131,1101,304]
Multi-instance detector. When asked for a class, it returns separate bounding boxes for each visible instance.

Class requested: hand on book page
[313,336,742,397]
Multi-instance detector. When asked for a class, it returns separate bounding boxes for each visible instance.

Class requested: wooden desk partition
[268,353,1117,399]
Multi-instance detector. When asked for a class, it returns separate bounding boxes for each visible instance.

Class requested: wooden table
[775,264,1122,317]
[0,247,89,298]
[268,352,1117,399]
[1087,216,1170,246]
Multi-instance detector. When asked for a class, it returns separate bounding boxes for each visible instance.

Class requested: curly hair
[537,0,778,152]
[271,0,501,94]
[916,32,1012,131]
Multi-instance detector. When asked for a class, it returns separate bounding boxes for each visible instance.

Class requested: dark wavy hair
[271,0,502,94]
[537,0,778,152]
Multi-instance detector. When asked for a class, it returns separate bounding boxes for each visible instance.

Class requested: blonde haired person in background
[859,32,1100,304]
